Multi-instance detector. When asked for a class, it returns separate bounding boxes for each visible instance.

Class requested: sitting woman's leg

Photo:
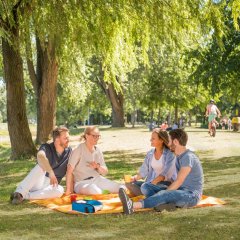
[94,176,126,193]
[74,179,103,195]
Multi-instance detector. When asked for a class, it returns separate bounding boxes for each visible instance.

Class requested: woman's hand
[130,175,139,182]
[65,190,71,196]
[88,161,100,170]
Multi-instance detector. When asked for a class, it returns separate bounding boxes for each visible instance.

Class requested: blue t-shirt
[176,150,204,198]
[39,143,72,183]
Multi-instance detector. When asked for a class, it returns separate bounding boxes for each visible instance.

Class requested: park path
[70,127,240,160]
[1,125,239,160]
[0,136,9,143]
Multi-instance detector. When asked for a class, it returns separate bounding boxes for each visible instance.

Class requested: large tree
[25,0,74,144]
[1,0,236,158]
[1,1,36,159]
[26,35,58,144]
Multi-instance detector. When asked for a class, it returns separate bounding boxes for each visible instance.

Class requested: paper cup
[70,194,77,203]
[124,175,132,183]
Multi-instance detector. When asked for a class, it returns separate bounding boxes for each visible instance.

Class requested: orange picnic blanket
[30,194,226,215]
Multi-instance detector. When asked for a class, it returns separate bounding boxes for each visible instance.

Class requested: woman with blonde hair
[66,126,125,195]
[125,128,177,197]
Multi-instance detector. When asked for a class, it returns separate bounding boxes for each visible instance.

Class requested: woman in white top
[65,126,125,195]
[125,128,177,197]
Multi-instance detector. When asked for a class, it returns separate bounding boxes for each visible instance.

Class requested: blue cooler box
[72,200,103,213]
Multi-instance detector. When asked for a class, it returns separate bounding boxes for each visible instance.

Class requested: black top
[39,143,72,183]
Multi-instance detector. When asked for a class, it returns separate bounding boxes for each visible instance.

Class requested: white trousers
[15,164,64,200]
[74,175,126,195]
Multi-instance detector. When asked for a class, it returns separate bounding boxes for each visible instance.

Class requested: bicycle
[210,120,217,137]
[207,116,220,137]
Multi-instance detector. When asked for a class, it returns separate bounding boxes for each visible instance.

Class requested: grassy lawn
[0,127,240,240]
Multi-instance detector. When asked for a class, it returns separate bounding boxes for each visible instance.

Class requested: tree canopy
[1,0,240,158]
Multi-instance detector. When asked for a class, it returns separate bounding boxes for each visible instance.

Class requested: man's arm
[167,166,191,190]
[65,164,74,195]
[37,150,58,186]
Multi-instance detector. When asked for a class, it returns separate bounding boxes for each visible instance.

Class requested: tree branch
[96,76,108,96]
[13,0,23,24]
[13,0,23,10]
[162,0,193,20]
[0,0,10,29]
[26,56,38,94]
[0,16,7,29]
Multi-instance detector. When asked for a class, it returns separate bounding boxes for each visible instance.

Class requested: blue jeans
[141,182,171,198]
[142,187,199,208]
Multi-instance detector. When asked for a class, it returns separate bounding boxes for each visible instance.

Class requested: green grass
[0,130,240,240]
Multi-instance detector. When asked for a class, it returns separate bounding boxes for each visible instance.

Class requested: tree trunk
[108,83,125,127]
[174,104,178,124]
[93,58,125,127]
[36,39,58,144]
[97,76,125,127]
[131,109,137,128]
[188,112,192,126]
[167,109,171,125]
[157,108,161,125]
[2,38,36,159]
[27,37,58,144]
[150,110,154,123]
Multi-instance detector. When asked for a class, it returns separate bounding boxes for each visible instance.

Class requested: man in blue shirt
[10,127,72,204]
[119,129,204,214]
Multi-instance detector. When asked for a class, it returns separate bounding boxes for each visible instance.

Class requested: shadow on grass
[203,182,240,200]
[0,160,36,200]
[201,155,240,172]
[199,155,240,201]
